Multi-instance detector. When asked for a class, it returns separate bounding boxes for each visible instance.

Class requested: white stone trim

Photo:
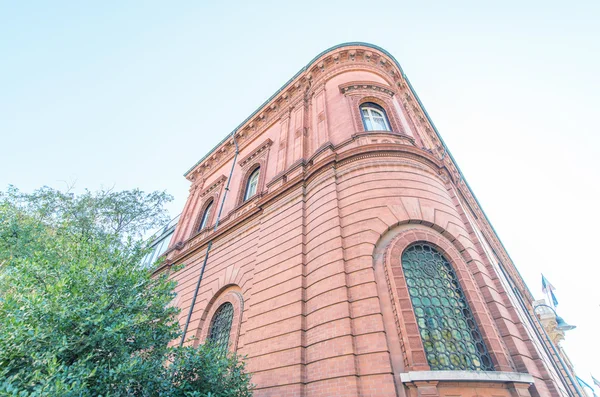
[399,371,534,384]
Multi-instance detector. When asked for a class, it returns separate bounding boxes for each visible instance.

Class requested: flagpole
[533,304,583,397]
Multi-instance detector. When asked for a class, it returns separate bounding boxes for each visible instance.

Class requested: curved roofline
[184,42,399,178]
[182,42,532,297]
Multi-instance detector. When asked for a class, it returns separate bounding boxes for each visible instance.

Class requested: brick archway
[196,285,244,353]
[382,227,511,372]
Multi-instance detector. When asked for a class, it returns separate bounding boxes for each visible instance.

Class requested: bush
[0,186,253,396]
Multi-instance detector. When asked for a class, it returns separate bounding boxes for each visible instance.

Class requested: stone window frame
[360,102,392,131]
[236,139,272,206]
[339,81,404,134]
[195,198,216,233]
[190,175,226,237]
[400,242,495,371]
[383,228,510,372]
[196,287,244,353]
[243,167,260,201]
[206,302,234,353]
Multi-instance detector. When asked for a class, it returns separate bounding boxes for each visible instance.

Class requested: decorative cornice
[238,138,272,167]
[199,175,226,197]
[339,80,396,96]
[178,42,534,305]
[184,44,405,181]
[160,144,445,271]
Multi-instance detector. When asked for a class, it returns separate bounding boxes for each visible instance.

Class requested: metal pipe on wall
[179,132,239,347]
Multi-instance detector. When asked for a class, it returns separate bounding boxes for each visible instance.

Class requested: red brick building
[158,43,579,397]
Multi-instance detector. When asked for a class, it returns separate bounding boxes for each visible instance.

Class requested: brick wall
[159,44,565,397]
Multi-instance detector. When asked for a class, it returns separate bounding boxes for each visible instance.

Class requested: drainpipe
[179,132,240,347]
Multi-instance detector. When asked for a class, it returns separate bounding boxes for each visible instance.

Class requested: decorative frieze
[238,139,273,168]
[199,175,227,197]
[339,81,396,97]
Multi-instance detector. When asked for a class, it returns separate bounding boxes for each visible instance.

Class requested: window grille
[207,302,234,355]
[401,243,494,371]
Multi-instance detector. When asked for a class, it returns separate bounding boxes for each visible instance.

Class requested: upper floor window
[401,243,494,371]
[198,200,213,231]
[243,167,260,201]
[208,302,234,355]
[360,102,391,131]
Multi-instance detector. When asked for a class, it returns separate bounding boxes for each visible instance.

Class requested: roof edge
[183,42,401,177]
[181,41,533,298]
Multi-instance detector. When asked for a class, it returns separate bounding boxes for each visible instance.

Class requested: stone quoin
[156,43,578,397]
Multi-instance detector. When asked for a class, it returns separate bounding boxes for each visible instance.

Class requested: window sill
[399,371,534,384]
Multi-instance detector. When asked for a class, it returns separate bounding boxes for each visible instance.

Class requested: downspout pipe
[182,42,532,300]
[179,132,240,347]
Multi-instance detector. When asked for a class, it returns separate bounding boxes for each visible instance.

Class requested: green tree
[0,186,253,397]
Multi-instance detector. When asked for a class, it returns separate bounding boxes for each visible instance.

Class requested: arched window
[207,302,234,355]
[360,102,391,131]
[401,243,494,371]
[243,167,260,201]
[198,200,213,231]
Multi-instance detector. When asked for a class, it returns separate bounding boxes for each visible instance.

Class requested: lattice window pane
[208,302,234,355]
[402,243,494,371]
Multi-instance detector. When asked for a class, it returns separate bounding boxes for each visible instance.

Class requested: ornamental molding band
[199,174,226,197]
[339,80,396,96]
[238,138,273,167]
[185,45,411,182]
[399,370,535,384]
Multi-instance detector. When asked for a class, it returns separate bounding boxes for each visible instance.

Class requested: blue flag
[550,290,559,307]
[541,274,555,294]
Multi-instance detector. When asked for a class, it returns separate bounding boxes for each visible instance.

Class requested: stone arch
[195,284,244,353]
[373,224,513,375]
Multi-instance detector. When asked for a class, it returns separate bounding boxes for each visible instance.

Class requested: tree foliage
[0,186,253,397]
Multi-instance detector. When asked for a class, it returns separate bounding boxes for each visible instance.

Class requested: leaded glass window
[401,243,494,371]
[208,302,234,355]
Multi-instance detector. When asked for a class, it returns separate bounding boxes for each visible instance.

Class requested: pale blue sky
[2,0,599,383]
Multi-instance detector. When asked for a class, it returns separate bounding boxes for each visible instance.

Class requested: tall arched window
[243,167,260,201]
[402,243,494,371]
[198,200,213,231]
[360,102,391,131]
[207,302,234,355]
